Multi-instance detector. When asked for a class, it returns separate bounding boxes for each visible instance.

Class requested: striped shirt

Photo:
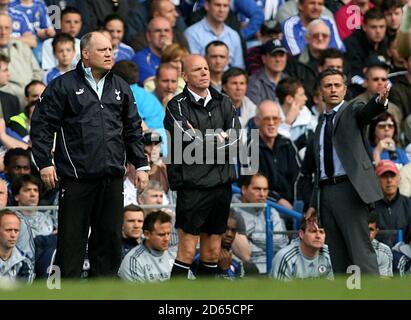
[118,242,176,282]
[7,7,34,38]
[372,239,393,277]
[11,1,53,32]
[282,15,345,56]
[271,238,334,281]
[392,242,411,277]
[114,42,135,63]
[43,67,62,85]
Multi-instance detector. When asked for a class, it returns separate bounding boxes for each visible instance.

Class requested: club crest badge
[115,89,121,101]
[75,88,84,95]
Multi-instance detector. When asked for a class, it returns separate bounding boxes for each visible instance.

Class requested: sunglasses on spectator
[370,77,387,82]
[376,122,395,129]
[311,32,329,40]
[262,116,281,124]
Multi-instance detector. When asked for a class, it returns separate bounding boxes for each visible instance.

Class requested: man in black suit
[306,68,390,274]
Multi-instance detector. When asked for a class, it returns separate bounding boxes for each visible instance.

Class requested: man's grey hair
[80,32,94,53]
[139,180,164,200]
[306,19,330,37]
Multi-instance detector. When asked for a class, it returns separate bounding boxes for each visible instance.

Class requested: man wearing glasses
[349,53,402,128]
[255,100,301,210]
[281,0,344,56]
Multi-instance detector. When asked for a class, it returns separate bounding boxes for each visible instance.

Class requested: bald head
[255,100,281,140]
[257,100,280,118]
[181,55,210,95]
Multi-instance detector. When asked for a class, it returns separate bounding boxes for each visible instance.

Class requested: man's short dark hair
[300,218,308,231]
[24,80,45,98]
[205,40,229,55]
[143,210,171,232]
[12,174,41,197]
[368,212,379,225]
[155,62,177,78]
[4,148,29,168]
[52,32,75,53]
[123,204,144,217]
[0,209,19,226]
[381,0,404,13]
[318,68,346,86]
[112,60,139,84]
[319,48,344,67]
[61,6,81,19]
[240,172,269,188]
[124,204,144,213]
[150,0,171,18]
[275,77,303,105]
[0,53,10,64]
[364,8,385,24]
[222,67,248,86]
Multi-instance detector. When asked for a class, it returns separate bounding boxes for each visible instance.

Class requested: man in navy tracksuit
[164,54,240,278]
[30,31,149,278]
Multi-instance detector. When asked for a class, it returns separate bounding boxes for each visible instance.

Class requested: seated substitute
[0,209,34,284]
[271,218,334,281]
[118,210,176,282]
[369,213,393,277]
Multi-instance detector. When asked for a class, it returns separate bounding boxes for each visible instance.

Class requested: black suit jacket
[311,98,387,209]
[0,91,20,123]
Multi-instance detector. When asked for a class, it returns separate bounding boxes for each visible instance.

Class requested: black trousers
[55,176,123,278]
[320,180,379,275]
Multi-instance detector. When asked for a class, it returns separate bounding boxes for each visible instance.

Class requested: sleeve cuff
[136,165,150,171]
[375,96,389,108]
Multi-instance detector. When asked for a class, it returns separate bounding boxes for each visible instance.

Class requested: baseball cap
[261,39,287,55]
[375,160,400,176]
[365,53,391,70]
[260,20,281,36]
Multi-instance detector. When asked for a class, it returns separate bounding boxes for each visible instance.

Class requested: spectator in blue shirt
[132,17,173,86]
[368,112,409,166]
[281,0,344,56]
[182,0,264,41]
[184,0,245,69]
[11,0,55,62]
[0,0,36,48]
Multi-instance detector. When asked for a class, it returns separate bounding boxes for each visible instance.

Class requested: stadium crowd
[1,0,411,284]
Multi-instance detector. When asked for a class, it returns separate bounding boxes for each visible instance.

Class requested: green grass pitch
[0,276,410,300]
